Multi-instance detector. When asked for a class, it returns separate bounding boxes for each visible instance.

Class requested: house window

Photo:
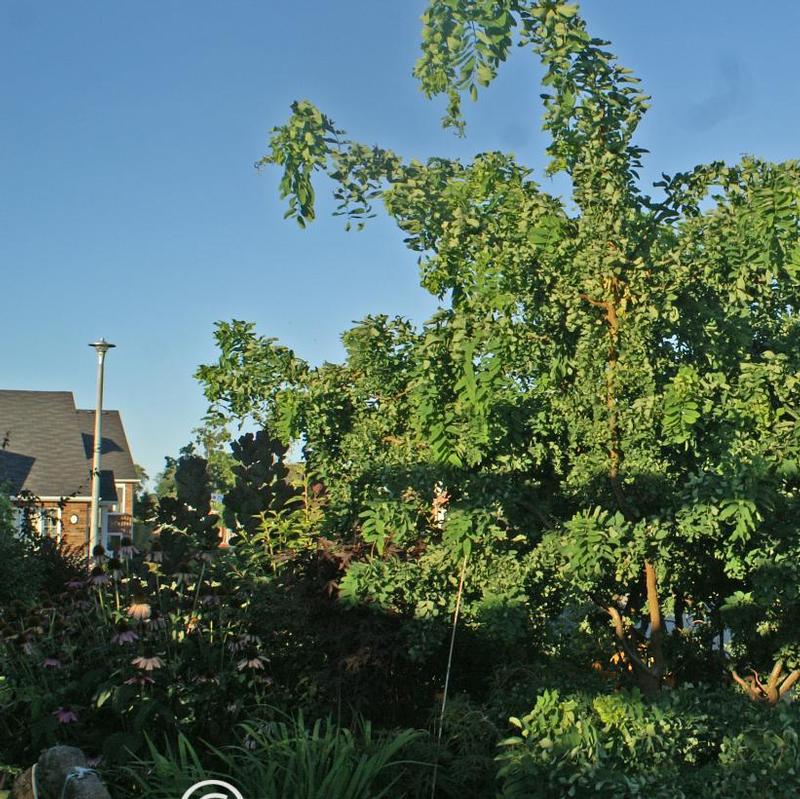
[37,508,62,540]
[14,506,61,540]
[117,483,127,515]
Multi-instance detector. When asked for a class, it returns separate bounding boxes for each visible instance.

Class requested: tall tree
[198,1,800,696]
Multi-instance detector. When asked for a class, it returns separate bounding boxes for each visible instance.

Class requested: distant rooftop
[0,389,137,500]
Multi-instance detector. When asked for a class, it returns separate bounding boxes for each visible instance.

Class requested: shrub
[0,494,42,604]
[0,493,84,606]
[496,687,800,799]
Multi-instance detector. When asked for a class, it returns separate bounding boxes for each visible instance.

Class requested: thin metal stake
[430,551,468,799]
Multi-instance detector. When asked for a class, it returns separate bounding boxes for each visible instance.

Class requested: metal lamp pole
[88,338,115,558]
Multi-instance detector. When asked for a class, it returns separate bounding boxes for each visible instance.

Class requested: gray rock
[11,747,110,799]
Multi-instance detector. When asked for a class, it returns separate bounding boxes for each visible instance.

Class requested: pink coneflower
[111,623,138,645]
[147,609,167,629]
[86,755,103,768]
[229,633,261,652]
[65,578,85,590]
[53,707,79,724]
[108,557,124,580]
[237,652,267,671]
[119,537,138,559]
[146,540,163,563]
[42,657,62,669]
[89,566,109,586]
[132,647,164,671]
[92,545,108,566]
[171,562,194,585]
[127,592,151,621]
[124,674,155,686]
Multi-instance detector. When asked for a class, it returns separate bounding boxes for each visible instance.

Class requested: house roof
[75,409,138,498]
[0,390,136,501]
[75,409,137,479]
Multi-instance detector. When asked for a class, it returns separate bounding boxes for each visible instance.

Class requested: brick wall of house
[27,483,137,558]
[63,500,90,552]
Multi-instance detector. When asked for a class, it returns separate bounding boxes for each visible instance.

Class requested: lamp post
[88,338,115,559]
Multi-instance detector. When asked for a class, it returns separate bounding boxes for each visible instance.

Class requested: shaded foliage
[223,430,298,536]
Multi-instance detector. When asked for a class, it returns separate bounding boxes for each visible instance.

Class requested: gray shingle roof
[0,390,136,501]
[75,409,138,499]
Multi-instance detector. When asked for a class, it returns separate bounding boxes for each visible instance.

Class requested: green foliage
[497,688,800,798]
[192,421,236,494]
[9,1,800,793]
[119,714,423,799]
[227,0,800,696]
[0,493,42,604]
[0,493,84,607]
[196,319,308,428]
[358,498,419,557]
[223,430,299,536]
[154,449,221,555]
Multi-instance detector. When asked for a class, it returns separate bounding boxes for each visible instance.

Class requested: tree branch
[779,670,800,699]
[604,603,654,676]
[731,668,761,701]
[766,659,784,704]
[579,292,609,310]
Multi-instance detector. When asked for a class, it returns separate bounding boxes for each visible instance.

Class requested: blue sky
[2,1,799,482]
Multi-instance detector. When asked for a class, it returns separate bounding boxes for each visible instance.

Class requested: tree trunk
[584,279,667,696]
[644,560,665,683]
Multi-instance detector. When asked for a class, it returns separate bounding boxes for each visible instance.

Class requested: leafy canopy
[199,1,800,695]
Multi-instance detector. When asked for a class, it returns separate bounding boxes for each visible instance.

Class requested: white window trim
[17,506,63,542]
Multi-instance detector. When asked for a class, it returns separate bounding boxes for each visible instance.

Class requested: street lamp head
[89,338,116,355]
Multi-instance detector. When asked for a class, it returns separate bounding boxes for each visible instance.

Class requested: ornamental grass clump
[117,714,424,799]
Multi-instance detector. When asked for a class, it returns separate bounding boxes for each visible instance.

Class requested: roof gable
[75,410,137,481]
[0,391,137,500]
[0,390,90,497]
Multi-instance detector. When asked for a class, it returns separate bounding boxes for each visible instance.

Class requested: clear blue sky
[3,1,799,482]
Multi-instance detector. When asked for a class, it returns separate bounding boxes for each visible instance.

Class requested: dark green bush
[0,494,42,604]
[496,687,800,799]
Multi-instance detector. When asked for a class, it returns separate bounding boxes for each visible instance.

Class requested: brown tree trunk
[584,279,666,695]
[645,560,664,683]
